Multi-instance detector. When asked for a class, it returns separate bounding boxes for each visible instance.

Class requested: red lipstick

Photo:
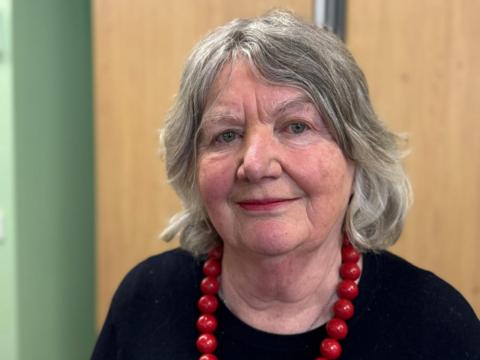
[237,198,295,211]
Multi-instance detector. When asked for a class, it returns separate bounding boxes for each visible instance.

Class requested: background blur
[1,1,478,359]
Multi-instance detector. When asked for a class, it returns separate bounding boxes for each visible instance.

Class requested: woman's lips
[236,198,297,211]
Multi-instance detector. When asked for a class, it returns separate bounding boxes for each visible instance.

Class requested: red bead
[341,244,360,263]
[196,333,217,354]
[199,355,218,360]
[320,338,342,359]
[196,314,218,333]
[203,258,221,277]
[340,262,361,280]
[208,246,223,260]
[315,358,328,360]
[200,276,220,295]
[337,280,359,300]
[326,318,348,340]
[197,295,219,314]
[333,299,354,320]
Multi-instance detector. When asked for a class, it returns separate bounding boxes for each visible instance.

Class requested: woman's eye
[216,130,238,143]
[287,122,308,134]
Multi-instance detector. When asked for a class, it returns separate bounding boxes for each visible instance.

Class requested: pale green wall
[0,0,19,359]
[0,0,95,359]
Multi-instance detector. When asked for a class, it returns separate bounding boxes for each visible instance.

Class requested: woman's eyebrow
[271,94,315,117]
[200,111,243,132]
[202,112,241,124]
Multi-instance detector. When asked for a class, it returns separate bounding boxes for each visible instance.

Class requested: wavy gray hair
[160,10,411,255]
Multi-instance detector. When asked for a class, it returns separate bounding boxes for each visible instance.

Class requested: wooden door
[346,0,480,314]
[93,0,313,327]
[94,0,479,328]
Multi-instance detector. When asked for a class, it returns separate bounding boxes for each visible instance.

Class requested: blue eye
[217,130,237,143]
[288,122,307,134]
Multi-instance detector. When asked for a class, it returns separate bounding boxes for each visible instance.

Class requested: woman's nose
[236,130,282,182]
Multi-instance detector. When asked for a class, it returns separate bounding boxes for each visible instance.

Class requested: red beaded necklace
[196,236,361,360]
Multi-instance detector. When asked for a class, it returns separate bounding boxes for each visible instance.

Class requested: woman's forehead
[203,60,316,120]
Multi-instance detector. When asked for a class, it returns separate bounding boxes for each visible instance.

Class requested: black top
[91,249,480,359]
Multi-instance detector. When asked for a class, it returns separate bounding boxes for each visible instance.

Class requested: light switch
[0,210,5,244]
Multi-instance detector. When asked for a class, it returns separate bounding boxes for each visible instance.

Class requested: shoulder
[369,251,475,309]
[124,247,199,281]
[360,251,480,357]
[95,248,202,357]
[109,248,202,318]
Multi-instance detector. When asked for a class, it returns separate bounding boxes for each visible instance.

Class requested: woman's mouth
[236,198,297,211]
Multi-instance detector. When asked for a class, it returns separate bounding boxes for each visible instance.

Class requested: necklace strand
[195,236,361,360]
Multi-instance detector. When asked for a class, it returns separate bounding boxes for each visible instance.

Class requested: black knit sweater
[92,249,480,359]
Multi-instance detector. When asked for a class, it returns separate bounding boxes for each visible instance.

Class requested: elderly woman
[92,10,479,360]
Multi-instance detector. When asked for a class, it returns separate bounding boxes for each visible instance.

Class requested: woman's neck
[219,239,342,334]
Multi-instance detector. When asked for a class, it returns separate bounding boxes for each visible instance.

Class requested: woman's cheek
[198,156,234,205]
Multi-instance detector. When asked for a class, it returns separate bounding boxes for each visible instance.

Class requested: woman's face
[197,60,355,256]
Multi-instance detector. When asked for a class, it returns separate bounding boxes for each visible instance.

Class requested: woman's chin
[237,236,303,258]
[222,223,315,258]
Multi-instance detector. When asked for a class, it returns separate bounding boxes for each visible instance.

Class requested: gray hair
[160,10,412,255]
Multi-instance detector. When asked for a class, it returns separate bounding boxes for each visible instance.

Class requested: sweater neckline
[207,251,381,351]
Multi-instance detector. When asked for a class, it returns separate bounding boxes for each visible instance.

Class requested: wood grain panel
[93,0,313,328]
[346,0,480,314]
